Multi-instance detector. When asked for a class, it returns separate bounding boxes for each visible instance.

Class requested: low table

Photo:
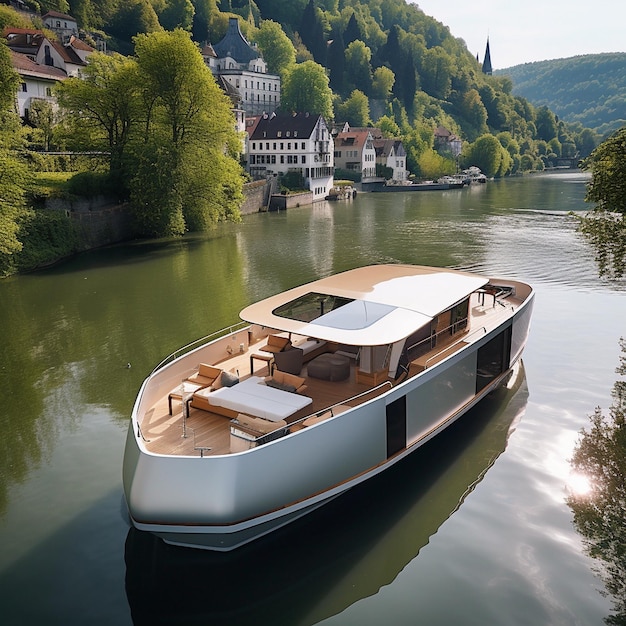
[168,381,203,415]
[250,352,274,375]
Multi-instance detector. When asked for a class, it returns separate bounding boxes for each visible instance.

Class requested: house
[9,50,67,119]
[3,27,94,77]
[374,137,408,182]
[42,10,78,44]
[208,17,280,116]
[333,127,377,180]
[434,126,462,158]
[248,112,334,201]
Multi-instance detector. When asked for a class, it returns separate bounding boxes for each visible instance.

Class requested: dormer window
[277,131,282,137]
[286,131,290,137]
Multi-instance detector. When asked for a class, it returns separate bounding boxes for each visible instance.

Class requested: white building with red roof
[9,50,67,119]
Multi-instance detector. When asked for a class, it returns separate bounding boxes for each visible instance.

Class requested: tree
[535,105,558,142]
[0,5,33,30]
[190,0,217,41]
[335,90,370,127]
[131,29,243,235]
[326,29,346,95]
[27,99,57,151]
[344,40,372,95]
[281,60,333,120]
[464,134,511,178]
[108,0,161,47]
[254,19,296,77]
[55,52,139,181]
[576,127,626,277]
[343,12,362,46]
[567,338,626,623]
[371,66,394,100]
[0,43,28,275]
[155,0,195,31]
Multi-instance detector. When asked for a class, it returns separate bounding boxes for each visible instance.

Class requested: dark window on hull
[475,326,512,393]
[386,396,406,458]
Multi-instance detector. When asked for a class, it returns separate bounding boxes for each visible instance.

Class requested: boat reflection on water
[125,362,529,626]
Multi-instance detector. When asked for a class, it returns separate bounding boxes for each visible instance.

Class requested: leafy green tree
[0,43,29,275]
[464,134,512,178]
[190,0,217,41]
[376,114,400,137]
[281,60,333,120]
[254,19,296,76]
[418,148,455,180]
[55,52,139,182]
[155,0,195,31]
[0,5,33,29]
[344,39,372,95]
[458,88,488,140]
[335,89,370,127]
[109,0,161,48]
[576,127,626,277]
[535,105,558,142]
[419,47,453,100]
[40,0,70,13]
[27,99,57,151]
[132,29,243,235]
[371,65,394,100]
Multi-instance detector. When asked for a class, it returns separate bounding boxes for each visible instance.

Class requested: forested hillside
[497,53,626,137]
[4,0,600,177]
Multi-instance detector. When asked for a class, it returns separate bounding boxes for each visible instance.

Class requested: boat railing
[406,317,469,356]
[422,325,487,369]
[151,321,249,374]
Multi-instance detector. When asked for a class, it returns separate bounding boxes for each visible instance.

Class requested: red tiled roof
[42,10,76,22]
[10,50,67,80]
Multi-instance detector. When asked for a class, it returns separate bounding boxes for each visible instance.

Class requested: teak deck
[139,292,521,458]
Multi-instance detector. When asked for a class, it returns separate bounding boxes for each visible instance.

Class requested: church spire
[482,37,492,75]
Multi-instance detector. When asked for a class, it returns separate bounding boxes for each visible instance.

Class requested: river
[0,172,624,625]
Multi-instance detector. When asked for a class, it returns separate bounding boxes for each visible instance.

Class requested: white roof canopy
[239,265,488,346]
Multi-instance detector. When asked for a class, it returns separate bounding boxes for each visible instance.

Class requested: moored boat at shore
[123,264,534,551]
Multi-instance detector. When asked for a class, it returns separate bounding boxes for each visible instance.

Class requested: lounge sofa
[259,334,291,354]
[230,413,288,451]
[264,369,308,394]
[186,363,223,387]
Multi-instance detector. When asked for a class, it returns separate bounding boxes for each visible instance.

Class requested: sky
[411,0,626,69]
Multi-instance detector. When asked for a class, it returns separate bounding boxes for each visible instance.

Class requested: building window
[21,82,27,92]
[301,155,306,164]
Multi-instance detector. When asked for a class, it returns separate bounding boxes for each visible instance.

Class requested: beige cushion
[236,413,287,434]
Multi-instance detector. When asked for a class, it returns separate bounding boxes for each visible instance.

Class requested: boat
[368,178,465,192]
[123,264,534,551]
